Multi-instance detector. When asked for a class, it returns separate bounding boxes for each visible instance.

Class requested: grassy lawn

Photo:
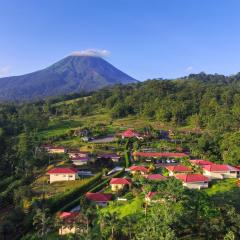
[101,196,143,218]
[204,178,240,211]
[204,179,238,196]
[31,175,92,199]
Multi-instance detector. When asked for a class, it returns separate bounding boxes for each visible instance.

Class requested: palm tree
[33,208,52,239]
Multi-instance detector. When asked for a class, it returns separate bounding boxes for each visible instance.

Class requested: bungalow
[98,153,121,162]
[68,150,89,159]
[71,157,89,166]
[58,212,86,235]
[110,178,132,192]
[121,129,140,139]
[129,165,148,175]
[47,168,79,183]
[145,174,166,181]
[145,192,163,204]
[166,165,192,176]
[190,159,214,166]
[43,145,66,154]
[202,164,240,179]
[85,192,112,206]
[175,174,210,189]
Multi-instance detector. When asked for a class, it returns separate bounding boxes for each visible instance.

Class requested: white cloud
[0,66,11,77]
[185,66,193,73]
[70,49,111,58]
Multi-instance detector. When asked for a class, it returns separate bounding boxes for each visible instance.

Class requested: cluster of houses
[43,145,121,184]
[43,129,240,236]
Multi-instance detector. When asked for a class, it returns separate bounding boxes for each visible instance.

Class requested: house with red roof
[190,159,214,166]
[110,178,132,192]
[58,212,86,235]
[175,174,210,189]
[71,156,89,166]
[47,168,79,183]
[202,164,240,179]
[145,174,166,181]
[128,165,148,175]
[133,152,188,161]
[86,192,112,206]
[121,129,140,139]
[166,165,192,176]
[43,145,66,154]
[145,192,164,204]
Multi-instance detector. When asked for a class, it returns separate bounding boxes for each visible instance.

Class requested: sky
[0,0,240,81]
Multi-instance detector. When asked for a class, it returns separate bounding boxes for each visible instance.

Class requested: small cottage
[43,145,66,154]
[175,174,210,189]
[71,157,89,166]
[47,168,78,183]
[129,165,148,175]
[85,192,112,206]
[98,153,121,162]
[120,129,140,139]
[202,164,240,179]
[166,165,192,176]
[145,174,166,181]
[58,212,86,235]
[110,178,132,192]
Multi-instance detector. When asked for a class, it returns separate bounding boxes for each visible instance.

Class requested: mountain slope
[0,55,138,102]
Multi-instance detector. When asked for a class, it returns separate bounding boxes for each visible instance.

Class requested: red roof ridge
[47,167,78,174]
[175,173,210,183]
[86,192,112,202]
[129,165,148,172]
[110,178,132,185]
[166,165,192,172]
[133,152,188,158]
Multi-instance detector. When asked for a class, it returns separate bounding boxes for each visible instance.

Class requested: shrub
[47,173,102,213]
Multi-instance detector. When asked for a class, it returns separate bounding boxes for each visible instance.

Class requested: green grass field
[101,196,143,218]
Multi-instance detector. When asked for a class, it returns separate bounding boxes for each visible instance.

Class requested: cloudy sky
[0,0,240,80]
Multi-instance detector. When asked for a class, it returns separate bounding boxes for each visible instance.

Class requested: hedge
[47,172,102,213]
[0,176,16,192]
[0,178,25,208]
[60,169,125,212]
[124,151,131,168]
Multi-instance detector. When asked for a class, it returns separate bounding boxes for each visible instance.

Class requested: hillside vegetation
[0,74,240,239]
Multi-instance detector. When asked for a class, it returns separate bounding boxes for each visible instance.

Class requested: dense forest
[0,73,240,239]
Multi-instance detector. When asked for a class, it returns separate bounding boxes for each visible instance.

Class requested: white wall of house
[111,184,125,191]
[48,149,65,154]
[49,173,78,183]
[203,170,238,179]
[183,182,209,189]
[72,160,88,166]
[59,226,76,235]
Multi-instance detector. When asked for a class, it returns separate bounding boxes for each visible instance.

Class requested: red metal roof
[190,159,214,166]
[121,129,140,138]
[175,174,210,183]
[47,168,78,174]
[129,165,148,172]
[203,164,239,172]
[146,192,159,199]
[166,165,192,172]
[110,178,132,185]
[86,192,112,202]
[145,174,166,181]
[133,152,188,158]
[59,212,79,220]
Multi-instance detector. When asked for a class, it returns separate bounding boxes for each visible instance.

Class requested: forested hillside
[0,74,240,239]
